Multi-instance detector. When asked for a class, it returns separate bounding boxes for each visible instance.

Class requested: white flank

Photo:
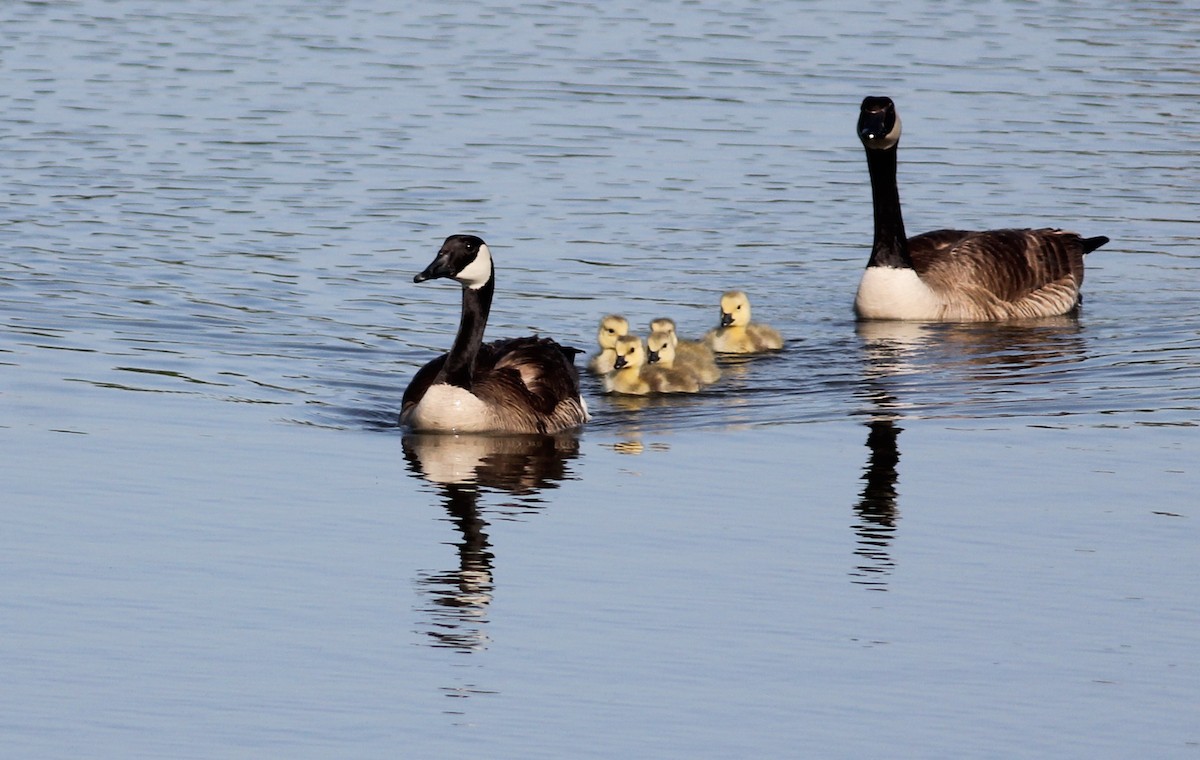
[454,242,494,290]
[406,384,496,433]
[855,266,944,320]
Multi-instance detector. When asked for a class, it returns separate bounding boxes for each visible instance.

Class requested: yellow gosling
[604,335,651,395]
[704,290,783,354]
[648,318,720,384]
[587,314,629,375]
[646,329,719,386]
[604,335,700,395]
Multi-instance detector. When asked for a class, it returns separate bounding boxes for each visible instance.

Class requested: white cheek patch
[884,113,902,147]
[454,243,493,289]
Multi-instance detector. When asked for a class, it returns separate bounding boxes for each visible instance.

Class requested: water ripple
[1,0,1197,437]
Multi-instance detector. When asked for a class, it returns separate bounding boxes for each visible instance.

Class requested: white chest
[854,266,944,320]
[405,384,497,433]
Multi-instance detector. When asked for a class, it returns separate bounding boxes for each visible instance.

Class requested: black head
[414,234,493,289]
[858,96,901,150]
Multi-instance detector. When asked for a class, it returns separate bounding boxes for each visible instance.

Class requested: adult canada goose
[646,327,720,385]
[648,317,720,382]
[587,314,629,375]
[399,234,590,434]
[703,291,784,354]
[604,335,700,395]
[855,95,1109,321]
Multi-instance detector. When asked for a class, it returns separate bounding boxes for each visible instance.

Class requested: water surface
[3,1,1199,757]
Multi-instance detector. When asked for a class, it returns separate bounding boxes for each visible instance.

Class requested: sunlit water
[3,1,1199,757]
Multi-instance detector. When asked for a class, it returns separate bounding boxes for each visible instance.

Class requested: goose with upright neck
[854,95,1109,321]
[399,234,589,434]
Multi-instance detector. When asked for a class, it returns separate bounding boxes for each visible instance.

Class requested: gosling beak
[646,350,660,364]
[613,355,628,370]
[720,311,734,327]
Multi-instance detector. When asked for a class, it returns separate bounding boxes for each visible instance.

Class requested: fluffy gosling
[587,314,629,375]
[648,318,720,384]
[604,335,700,395]
[704,290,783,354]
[646,329,719,386]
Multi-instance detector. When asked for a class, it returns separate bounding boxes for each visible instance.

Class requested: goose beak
[646,350,660,364]
[857,96,899,148]
[613,355,628,370]
[858,111,888,143]
[720,311,734,327]
[414,250,453,283]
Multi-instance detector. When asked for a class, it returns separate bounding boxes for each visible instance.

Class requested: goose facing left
[855,95,1109,321]
[399,234,590,434]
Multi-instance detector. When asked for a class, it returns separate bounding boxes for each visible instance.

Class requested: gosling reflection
[402,432,579,652]
[849,418,901,590]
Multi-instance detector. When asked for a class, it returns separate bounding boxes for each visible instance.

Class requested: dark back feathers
[910,227,1099,306]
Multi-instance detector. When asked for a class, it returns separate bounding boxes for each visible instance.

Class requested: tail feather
[1082,235,1110,254]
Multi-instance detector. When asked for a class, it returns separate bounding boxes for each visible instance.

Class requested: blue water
[3,1,1199,757]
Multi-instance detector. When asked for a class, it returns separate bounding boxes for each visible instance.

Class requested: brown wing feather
[911,228,1091,319]
[482,337,587,434]
[907,228,975,264]
[485,337,582,410]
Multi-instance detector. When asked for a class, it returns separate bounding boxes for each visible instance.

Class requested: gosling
[646,329,719,387]
[648,317,720,383]
[704,290,783,354]
[604,335,700,395]
[587,314,629,375]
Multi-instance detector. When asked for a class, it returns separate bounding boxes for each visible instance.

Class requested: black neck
[441,276,494,389]
[865,146,912,269]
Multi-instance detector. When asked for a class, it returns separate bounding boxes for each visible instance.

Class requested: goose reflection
[856,318,1087,396]
[849,391,903,590]
[402,432,579,652]
[850,321,920,590]
[851,318,1088,589]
